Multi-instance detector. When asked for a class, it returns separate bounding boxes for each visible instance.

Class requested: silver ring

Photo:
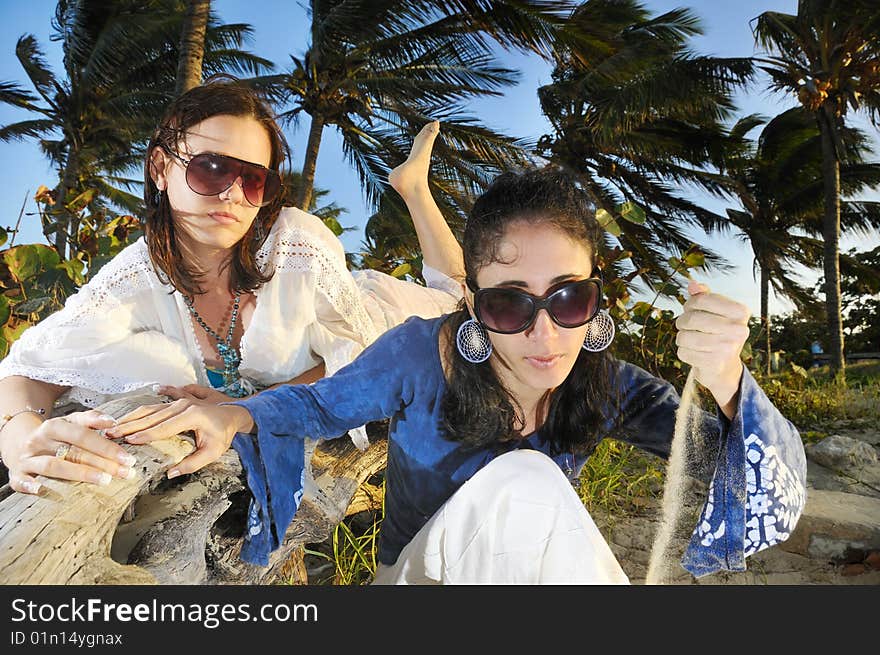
[54,443,72,460]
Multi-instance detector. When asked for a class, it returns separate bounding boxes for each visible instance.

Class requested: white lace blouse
[0,207,460,449]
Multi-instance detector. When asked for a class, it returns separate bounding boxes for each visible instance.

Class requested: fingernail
[118,466,135,479]
[100,414,118,425]
[104,430,118,439]
[118,452,136,466]
[95,472,112,486]
[23,480,41,494]
[167,469,180,479]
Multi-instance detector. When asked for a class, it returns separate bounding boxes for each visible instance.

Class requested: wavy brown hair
[143,75,289,296]
[441,166,620,456]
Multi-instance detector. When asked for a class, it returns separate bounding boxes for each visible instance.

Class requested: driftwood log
[0,393,387,584]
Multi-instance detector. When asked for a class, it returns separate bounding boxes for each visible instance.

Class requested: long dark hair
[441,166,619,456]
[143,75,289,296]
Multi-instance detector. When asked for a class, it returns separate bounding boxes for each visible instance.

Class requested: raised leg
[389,121,465,283]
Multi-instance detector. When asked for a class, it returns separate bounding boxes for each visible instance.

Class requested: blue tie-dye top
[229,315,807,577]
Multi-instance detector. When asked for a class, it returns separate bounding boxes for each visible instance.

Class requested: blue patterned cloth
[229,316,806,576]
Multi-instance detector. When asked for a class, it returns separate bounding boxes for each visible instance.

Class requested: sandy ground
[595,500,880,586]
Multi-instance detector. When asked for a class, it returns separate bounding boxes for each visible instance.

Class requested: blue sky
[1,0,878,317]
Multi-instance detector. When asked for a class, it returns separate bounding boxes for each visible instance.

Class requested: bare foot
[388,120,440,200]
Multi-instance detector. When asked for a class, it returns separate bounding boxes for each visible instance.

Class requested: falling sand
[644,368,705,585]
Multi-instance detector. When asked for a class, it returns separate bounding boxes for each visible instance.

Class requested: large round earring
[456,318,492,363]
[582,310,615,352]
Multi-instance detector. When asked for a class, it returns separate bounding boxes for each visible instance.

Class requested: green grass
[577,440,665,516]
[300,481,385,586]
[755,359,880,429]
[814,359,880,387]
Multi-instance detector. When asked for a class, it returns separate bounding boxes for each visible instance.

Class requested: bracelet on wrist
[0,407,46,466]
[0,407,46,436]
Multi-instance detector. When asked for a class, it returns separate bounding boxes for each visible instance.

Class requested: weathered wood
[0,394,388,585]
[204,435,388,585]
[120,449,245,584]
[346,482,384,517]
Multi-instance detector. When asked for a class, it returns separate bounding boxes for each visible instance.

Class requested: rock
[779,488,880,562]
[806,434,878,470]
[842,563,867,576]
[805,431,880,503]
[805,460,880,500]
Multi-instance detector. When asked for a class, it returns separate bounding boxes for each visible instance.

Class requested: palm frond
[14,35,61,106]
[0,119,57,143]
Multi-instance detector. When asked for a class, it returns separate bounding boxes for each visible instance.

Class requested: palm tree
[536,0,755,297]
[838,246,880,352]
[358,190,431,278]
[753,0,880,376]
[721,108,880,373]
[722,111,819,374]
[250,0,575,213]
[175,0,211,95]
[277,171,352,237]
[0,0,272,260]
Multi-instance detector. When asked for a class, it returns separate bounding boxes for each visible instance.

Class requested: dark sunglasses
[165,149,282,208]
[468,277,603,334]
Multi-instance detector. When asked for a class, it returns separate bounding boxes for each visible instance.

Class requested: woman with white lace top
[0,78,462,495]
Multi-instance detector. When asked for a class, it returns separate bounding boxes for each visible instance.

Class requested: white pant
[372,450,630,585]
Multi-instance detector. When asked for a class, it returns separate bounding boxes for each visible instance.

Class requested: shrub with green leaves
[1,191,142,357]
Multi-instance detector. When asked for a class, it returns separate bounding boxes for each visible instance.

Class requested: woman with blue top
[110,167,807,584]
[0,77,462,495]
